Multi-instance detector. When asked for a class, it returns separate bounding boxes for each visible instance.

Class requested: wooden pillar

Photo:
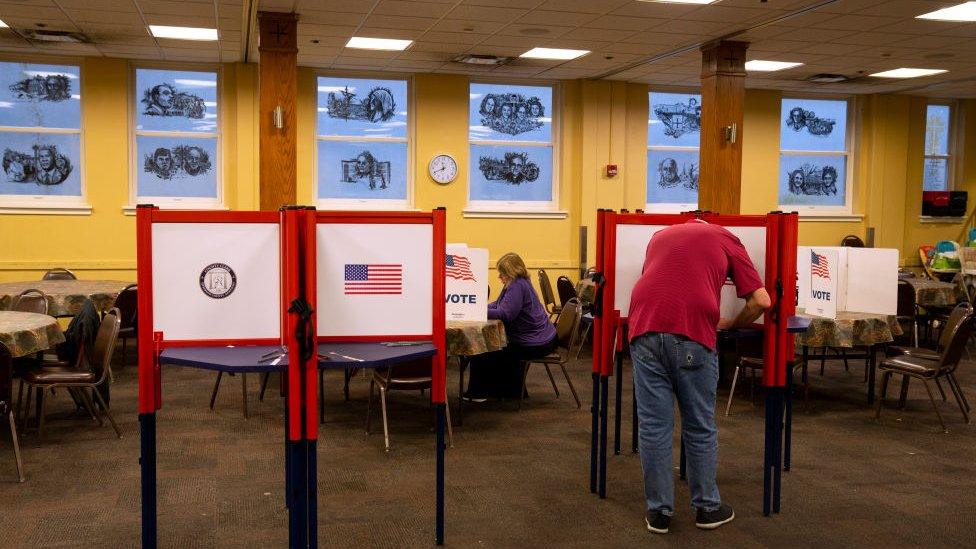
[698,41,748,214]
[258,12,298,210]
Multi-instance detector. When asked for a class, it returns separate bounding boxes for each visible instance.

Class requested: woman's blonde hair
[496,252,529,281]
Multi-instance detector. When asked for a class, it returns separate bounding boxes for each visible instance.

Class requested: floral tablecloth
[0,311,65,358]
[795,309,902,348]
[0,279,131,317]
[446,319,507,356]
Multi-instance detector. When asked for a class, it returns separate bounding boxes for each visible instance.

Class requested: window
[316,76,409,209]
[779,97,852,214]
[646,91,700,213]
[132,67,220,208]
[923,103,952,192]
[0,61,85,212]
[467,82,558,216]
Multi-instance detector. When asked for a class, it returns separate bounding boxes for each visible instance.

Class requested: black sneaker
[645,510,671,534]
[695,503,734,530]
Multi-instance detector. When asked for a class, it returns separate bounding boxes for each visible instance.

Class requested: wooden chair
[11,289,48,315]
[537,269,560,321]
[366,358,453,452]
[876,305,973,432]
[112,284,137,367]
[18,308,122,439]
[556,276,577,308]
[42,268,76,280]
[0,344,25,482]
[520,298,583,409]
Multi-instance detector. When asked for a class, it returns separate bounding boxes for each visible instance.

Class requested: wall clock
[428,154,458,185]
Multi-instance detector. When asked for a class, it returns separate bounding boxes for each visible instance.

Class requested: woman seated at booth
[464,252,557,401]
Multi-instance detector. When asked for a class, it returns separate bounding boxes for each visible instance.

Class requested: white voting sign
[317,223,433,337]
[445,245,488,321]
[151,223,281,341]
[806,248,839,318]
[614,223,767,322]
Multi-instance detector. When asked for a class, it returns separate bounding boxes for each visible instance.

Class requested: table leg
[139,412,157,549]
[457,357,467,427]
[867,344,877,405]
[589,372,598,494]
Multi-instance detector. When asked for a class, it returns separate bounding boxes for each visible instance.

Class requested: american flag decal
[811,250,830,279]
[446,254,476,282]
[344,264,403,295]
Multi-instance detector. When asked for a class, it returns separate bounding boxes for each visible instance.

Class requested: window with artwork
[779,97,852,214]
[316,76,409,209]
[132,67,220,208]
[467,83,557,215]
[923,103,952,192]
[646,91,700,212]
[0,61,84,212]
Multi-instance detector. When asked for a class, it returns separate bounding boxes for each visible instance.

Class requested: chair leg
[518,362,530,411]
[241,373,248,420]
[841,349,849,372]
[366,377,375,434]
[725,366,741,417]
[898,375,910,409]
[15,379,24,425]
[91,388,122,438]
[875,371,892,420]
[80,389,103,426]
[921,379,948,433]
[913,321,919,348]
[574,323,591,361]
[259,372,270,402]
[559,364,581,409]
[444,385,454,449]
[209,372,223,410]
[944,375,970,424]
[819,347,827,375]
[23,386,33,428]
[935,378,948,402]
[37,390,46,441]
[379,386,390,452]
[543,364,560,397]
[7,411,24,482]
[948,373,970,412]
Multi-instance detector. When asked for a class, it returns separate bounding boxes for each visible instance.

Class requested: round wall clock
[428,154,458,185]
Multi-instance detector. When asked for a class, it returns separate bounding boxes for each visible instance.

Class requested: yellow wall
[3,55,975,286]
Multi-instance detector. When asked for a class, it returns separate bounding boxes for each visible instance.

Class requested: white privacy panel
[317,223,433,337]
[614,223,767,320]
[151,223,281,341]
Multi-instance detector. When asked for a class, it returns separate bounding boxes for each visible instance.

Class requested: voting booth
[589,209,798,517]
[137,206,449,548]
[797,246,898,317]
[445,245,489,321]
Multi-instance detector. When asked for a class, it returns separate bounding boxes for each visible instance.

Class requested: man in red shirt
[629,219,770,534]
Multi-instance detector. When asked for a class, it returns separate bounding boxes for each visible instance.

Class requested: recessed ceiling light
[917,2,976,22]
[0,19,8,29]
[745,60,804,72]
[869,68,947,78]
[520,47,589,60]
[638,0,719,4]
[346,36,412,51]
[149,25,217,41]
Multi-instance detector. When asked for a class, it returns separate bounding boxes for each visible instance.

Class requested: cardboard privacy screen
[445,245,488,321]
[797,246,898,316]
[150,222,282,341]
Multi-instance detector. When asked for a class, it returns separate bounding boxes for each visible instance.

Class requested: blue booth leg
[140,413,157,549]
[435,403,446,545]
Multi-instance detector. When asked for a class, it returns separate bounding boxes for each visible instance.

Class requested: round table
[0,280,132,317]
[0,310,65,359]
[446,319,507,356]
[901,278,959,308]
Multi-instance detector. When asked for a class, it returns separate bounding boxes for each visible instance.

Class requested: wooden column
[698,41,748,214]
[258,12,298,210]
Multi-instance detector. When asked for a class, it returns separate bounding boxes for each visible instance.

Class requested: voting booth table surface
[589,210,798,517]
[136,207,448,548]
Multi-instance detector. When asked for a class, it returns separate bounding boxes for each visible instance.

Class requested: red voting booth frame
[588,209,798,517]
[136,206,449,548]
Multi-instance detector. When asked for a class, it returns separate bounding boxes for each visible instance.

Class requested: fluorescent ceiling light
[745,60,803,72]
[345,36,412,51]
[0,19,8,28]
[639,0,719,4]
[869,67,947,78]
[520,47,589,60]
[917,2,976,21]
[149,25,217,41]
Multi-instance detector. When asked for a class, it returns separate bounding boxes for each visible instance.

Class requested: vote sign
[445,245,488,321]
[808,248,838,319]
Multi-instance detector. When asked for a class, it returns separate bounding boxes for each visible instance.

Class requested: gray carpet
[1,348,975,548]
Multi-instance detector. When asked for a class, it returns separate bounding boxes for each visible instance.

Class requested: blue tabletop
[718,315,812,340]
[159,342,437,373]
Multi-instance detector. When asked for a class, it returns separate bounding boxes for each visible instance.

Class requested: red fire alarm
[606,164,618,177]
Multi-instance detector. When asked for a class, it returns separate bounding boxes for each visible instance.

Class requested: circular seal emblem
[199,263,236,299]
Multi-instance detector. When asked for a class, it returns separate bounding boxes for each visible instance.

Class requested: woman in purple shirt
[465,253,557,400]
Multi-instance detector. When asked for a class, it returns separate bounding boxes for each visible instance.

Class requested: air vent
[20,29,90,43]
[452,54,512,66]
[806,73,850,84]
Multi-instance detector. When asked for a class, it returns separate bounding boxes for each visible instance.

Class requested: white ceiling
[0,0,974,97]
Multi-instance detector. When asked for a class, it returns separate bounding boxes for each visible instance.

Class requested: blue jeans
[631,332,721,515]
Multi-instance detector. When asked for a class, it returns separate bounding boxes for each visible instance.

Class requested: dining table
[447,319,507,424]
[0,279,132,317]
[794,308,903,404]
[901,277,960,308]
